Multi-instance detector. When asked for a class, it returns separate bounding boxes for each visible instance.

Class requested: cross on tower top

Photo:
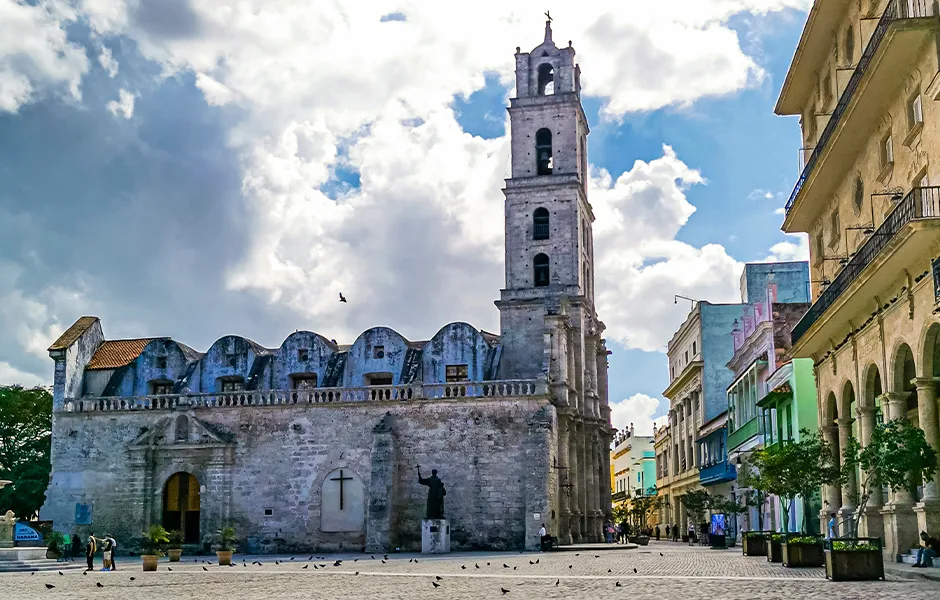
[544,10,552,22]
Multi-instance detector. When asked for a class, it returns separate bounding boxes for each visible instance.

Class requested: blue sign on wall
[75,503,92,525]
[14,522,42,543]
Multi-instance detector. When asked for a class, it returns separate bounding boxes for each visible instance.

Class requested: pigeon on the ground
[633,568,638,574]
[45,584,55,590]
[57,571,63,576]
[302,564,308,569]
[461,565,466,570]
[167,567,173,571]
[475,564,480,569]
[96,582,104,588]
[535,559,539,564]
[432,581,441,588]
[616,581,622,587]
[290,557,295,561]
[371,555,375,560]
[554,579,559,586]
[435,576,443,581]
[354,572,359,575]
[503,563,509,568]
[202,566,209,571]
[608,568,612,573]
[130,577,136,581]
[659,553,664,557]
[568,565,572,569]
[500,588,510,594]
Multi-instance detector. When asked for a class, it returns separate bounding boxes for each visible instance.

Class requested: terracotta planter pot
[742,534,768,556]
[167,548,182,562]
[766,538,783,563]
[142,555,159,572]
[825,549,885,581]
[783,542,824,567]
[217,550,233,566]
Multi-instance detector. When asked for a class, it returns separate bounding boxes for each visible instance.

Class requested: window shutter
[885,135,894,164]
[913,94,924,125]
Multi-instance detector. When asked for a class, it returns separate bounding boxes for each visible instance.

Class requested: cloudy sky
[0,0,811,435]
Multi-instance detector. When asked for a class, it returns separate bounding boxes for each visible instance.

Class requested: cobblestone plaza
[6,542,939,600]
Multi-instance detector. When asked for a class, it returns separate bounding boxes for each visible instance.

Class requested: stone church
[40,21,612,553]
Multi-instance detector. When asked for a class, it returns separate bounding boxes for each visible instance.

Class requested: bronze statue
[417,466,446,519]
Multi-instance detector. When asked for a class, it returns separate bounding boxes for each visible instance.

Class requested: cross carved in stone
[330,469,353,510]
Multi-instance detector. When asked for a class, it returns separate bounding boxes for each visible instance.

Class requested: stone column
[836,416,858,533]
[568,419,582,543]
[855,405,884,540]
[365,415,397,553]
[599,426,613,522]
[819,425,842,532]
[557,413,573,545]
[881,391,918,559]
[913,379,940,536]
[586,431,599,541]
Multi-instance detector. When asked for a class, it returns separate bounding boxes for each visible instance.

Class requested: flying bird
[45,584,55,590]
[339,293,347,303]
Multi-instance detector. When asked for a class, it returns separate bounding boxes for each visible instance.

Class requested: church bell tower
[496,18,597,381]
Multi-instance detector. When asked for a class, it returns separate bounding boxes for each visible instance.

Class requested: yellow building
[611,427,657,527]
[776,0,940,559]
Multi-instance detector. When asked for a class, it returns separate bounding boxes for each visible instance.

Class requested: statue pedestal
[0,511,15,549]
[421,519,450,554]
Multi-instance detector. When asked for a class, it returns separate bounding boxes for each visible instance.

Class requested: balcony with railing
[783,0,937,224]
[792,186,940,343]
[61,379,548,413]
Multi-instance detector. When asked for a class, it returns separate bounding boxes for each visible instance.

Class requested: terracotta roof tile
[86,339,155,370]
[48,316,99,351]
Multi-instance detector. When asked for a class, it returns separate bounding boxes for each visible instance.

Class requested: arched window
[537,63,554,95]
[536,129,552,175]
[533,208,549,240]
[175,415,189,442]
[533,253,550,287]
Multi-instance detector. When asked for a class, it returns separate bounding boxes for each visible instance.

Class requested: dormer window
[155,356,167,369]
[537,63,554,95]
[150,380,174,395]
[297,348,309,362]
[445,364,469,382]
[218,377,245,392]
[373,345,385,359]
[291,374,317,389]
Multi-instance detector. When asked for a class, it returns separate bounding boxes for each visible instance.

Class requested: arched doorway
[163,472,200,544]
[892,344,918,422]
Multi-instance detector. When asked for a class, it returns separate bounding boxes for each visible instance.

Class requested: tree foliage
[0,386,53,518]
[678,489,710,523]
[843,418,938,537]
[752,429,843,533]
[735,453,770,531]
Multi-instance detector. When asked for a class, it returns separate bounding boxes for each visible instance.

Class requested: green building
[756,358,821,534]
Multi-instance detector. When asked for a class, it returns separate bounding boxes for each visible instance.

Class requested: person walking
[665,524,670,540]
[655,524,661,541]
[672,523,679,542]
[85,534,97,571]
[538,523,551,551]
[827,513,837,540]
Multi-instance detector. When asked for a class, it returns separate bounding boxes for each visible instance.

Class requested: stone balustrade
[61,379,548,413]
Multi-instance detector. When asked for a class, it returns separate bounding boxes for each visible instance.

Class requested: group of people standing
[67,533,117,571]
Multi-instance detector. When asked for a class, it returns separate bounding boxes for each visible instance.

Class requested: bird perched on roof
[339,293,347,303]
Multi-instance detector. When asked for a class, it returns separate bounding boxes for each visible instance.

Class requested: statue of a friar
[417,466,446,519]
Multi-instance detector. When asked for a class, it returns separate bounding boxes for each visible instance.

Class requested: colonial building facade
[776,0,940,558]
[39,21,612,553]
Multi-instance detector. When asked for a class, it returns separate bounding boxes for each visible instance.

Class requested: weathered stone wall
[41,396,556,553]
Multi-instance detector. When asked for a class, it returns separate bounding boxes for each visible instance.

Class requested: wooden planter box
[742,534,768,556]
[783,542,824,567]
[766,538,783,563]
[825,549,885,581]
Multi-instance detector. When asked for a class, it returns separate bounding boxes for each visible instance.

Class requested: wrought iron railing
[792,186,940,343]
[784,0,933,215]
[533,223,550,240]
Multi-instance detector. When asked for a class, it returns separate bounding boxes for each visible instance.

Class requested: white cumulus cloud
[106,88,134,118]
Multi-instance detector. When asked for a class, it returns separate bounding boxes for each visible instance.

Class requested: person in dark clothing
[699,522,709,546]
[85,534,97,571]
[913,531,940,567]
[672,524,679,542]
[655,524,661,541]
[665,524,671,540]
[71,534,81,560]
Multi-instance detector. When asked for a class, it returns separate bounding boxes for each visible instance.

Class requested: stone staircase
[0,558,86,573]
